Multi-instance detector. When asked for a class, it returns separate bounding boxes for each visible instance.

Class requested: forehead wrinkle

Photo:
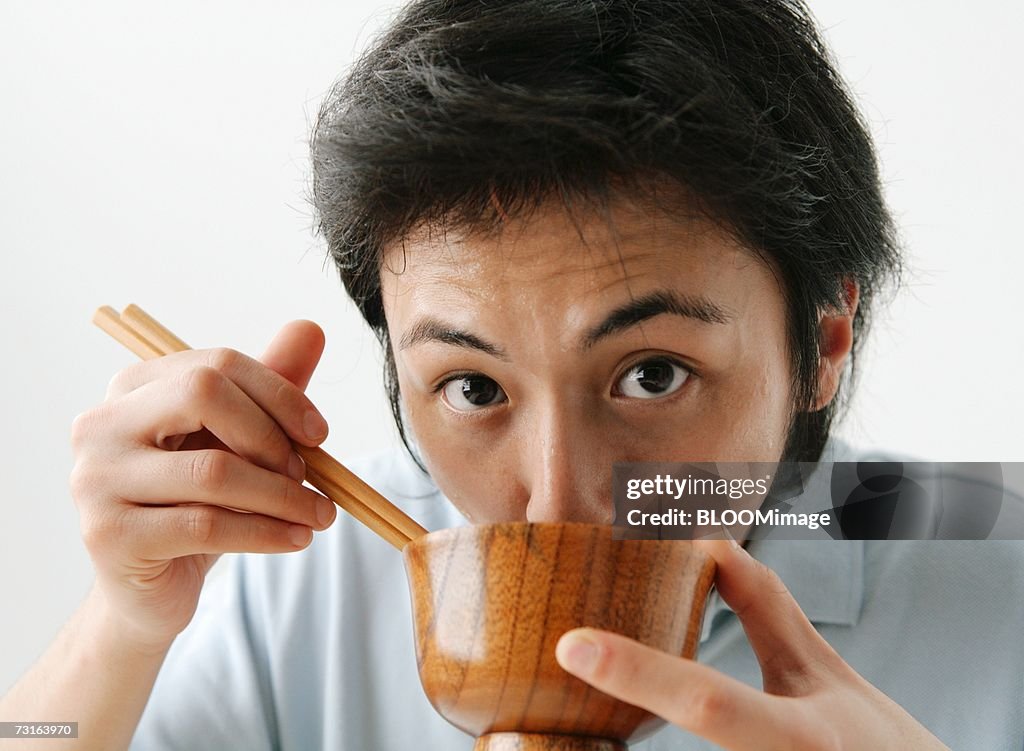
[393,194,705,279]
[491,221,668,283]
[384,194,761,307]
[588,264,664,296]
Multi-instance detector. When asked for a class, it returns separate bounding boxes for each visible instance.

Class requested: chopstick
[92,305,428,550]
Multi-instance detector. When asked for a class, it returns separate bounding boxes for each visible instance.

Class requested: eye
[441,374,508,412]
[615,357,690,400]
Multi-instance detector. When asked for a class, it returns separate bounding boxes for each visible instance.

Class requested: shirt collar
[700,435,867,641]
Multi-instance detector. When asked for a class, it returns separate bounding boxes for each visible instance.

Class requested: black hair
[310,0,901,469]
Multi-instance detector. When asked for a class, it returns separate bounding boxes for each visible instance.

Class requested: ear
[811,278,859,411]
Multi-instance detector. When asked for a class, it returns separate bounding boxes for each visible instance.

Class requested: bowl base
[474,732,627,751]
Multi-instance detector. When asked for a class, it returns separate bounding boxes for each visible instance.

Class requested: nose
[520,402,611,524]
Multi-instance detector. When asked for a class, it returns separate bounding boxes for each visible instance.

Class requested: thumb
[694,540,838,685]
[260,320,326,391]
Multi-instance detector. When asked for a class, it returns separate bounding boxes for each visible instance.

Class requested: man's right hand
[69,320,337,653]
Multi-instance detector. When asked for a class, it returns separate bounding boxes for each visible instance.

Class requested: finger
[693,540,840,678]
[104,368,301,481]
[119,448,336,531]
[258,320,325,391]
[89,504,317,561]
[105,349,205,398]
[556,628,801,749]
[103,346,328,447]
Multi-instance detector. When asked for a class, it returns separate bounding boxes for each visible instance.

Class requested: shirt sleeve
[129,555,278,751]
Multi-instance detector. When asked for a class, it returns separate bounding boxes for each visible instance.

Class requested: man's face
[380,196,794,524]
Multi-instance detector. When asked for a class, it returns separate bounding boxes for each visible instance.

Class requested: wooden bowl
[403,522,716,750]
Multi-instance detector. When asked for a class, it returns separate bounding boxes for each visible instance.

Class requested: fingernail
[316,498,336,528]
[728,534,752,560]
[556,630,600,677]
[288,524,312,547]
[304,410,329,442]
[288,453,306,482]
[722,525,742,551]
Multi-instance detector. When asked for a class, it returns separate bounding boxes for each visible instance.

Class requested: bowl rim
[402,520,717,562]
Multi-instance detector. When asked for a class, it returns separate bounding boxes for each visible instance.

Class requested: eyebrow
[398,289,732,357]
[582,289,732,349]
[398,319,510,359]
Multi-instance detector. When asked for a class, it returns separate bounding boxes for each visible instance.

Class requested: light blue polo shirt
[130,439,1024,750]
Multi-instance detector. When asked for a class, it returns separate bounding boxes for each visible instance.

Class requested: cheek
[404,399,524,522]
[703,351,793,461]
[691,285,793,460]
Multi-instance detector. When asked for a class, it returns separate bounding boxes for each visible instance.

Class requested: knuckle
[259,416,289,463]
[276,475,303,513]
[188,450,232,492]
[183,506,221,545]
[69,410,96,452]
[68,461,99,501]
[104,365,136,399]
[755,559,789,595]
[252,515,284,546]
[683,686,734,733]
[271,377,303,418]
[80,507,128,556]
[105,372,125,400]
[268,378,315,447]
[70,404,117,454]
[734,561,792,622]
[206,347,242,375]
[180,365,225,404]
[288,481,320,524]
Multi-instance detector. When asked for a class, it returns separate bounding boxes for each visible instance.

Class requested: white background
[1,1,1021,692]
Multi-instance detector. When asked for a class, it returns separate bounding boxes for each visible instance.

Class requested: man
[3,1,1021,748]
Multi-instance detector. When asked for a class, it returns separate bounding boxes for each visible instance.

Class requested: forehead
[380,194,767,299]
